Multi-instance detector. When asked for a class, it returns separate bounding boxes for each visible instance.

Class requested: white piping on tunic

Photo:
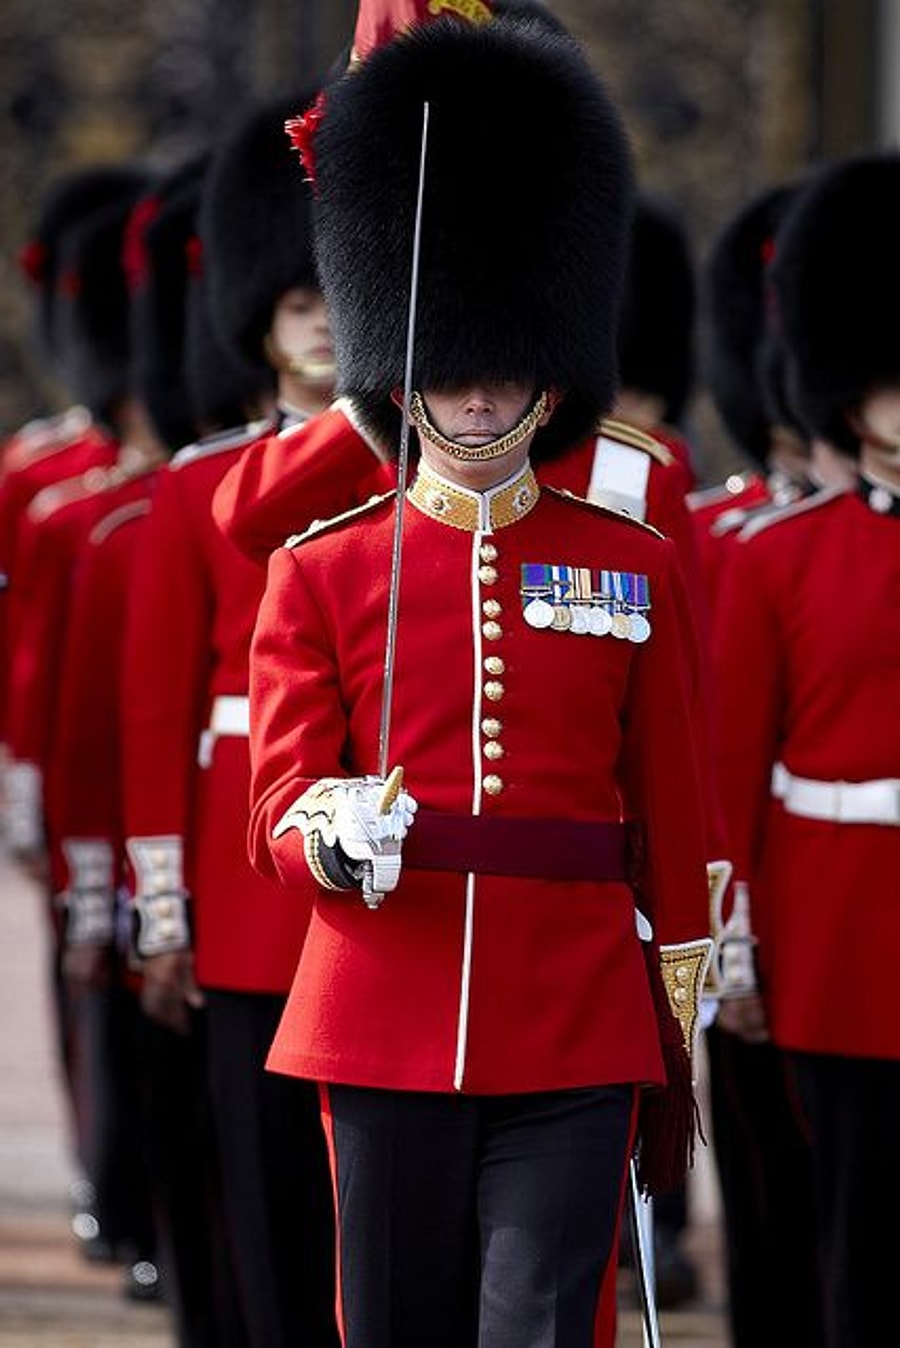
[453,525,489,1090]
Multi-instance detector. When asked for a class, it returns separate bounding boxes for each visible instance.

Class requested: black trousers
[325,1082,634,1348]
[706,1024,823,1347]
[205,990,339,1348]
[788,1049,900,1348]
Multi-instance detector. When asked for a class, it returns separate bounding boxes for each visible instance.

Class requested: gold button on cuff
[483,740,504,761]
[482,621,503,641]
[484,656,505,675]
[479,543,498,562]
[478,565,498,585]
[482,598,502,618]
[483,775,504,795]
[484,681,505,702]
[482,717,503,737]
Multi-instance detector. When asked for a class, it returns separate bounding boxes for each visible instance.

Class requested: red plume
[285,92,328,189]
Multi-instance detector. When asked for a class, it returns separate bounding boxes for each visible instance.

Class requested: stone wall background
[0,0,882,481]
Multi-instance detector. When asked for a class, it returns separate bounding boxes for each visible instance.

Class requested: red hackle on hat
[350,0,495,65]
[285,92,328,189]
[121,195,161,293]
[18,239,48,286]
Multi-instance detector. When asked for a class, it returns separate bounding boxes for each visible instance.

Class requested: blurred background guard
[696,180,828,1348]
[49,159,257,1347]
[0,167,145,862]
[121,90,342,1348]
[1,166,153,1263]
[714,150,899,1348]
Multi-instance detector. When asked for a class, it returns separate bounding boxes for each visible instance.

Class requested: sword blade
[377,100,431,780]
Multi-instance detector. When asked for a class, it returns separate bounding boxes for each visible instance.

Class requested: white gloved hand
[274,767,418,907]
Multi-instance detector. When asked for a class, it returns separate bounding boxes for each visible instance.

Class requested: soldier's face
[854,383,900,484]
[266,288,335,386]
[415,382,553,490]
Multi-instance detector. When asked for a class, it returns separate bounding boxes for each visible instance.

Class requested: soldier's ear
[540,388,564,424]
[389,386,404,410]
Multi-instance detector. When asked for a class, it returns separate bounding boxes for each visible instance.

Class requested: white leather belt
[771,762,900,826]
[197,695,250,767]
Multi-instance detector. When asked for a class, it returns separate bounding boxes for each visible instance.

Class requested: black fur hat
[130,158,208,452]
[618,193,696,427]
[20,164,148,366]
[769,152,900,457]
[702,183,797,467]
[56,176,153,425]
[311,14,635,460]
[200,93,320,383]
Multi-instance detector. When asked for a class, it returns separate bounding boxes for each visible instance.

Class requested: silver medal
[523,597,555,629]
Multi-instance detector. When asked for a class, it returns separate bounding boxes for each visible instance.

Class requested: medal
[570,605,591,634]
[588,606,612,636]
[552,604,572,631]
[611,612,630,639]
[523,597,554,629]
[628,613,652,643]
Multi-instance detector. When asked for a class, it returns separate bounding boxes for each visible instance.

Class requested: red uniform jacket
[121,426,316,993]
[51,478,157,886]
[713,487,900,1058]
[212,401,393,564]
[0,414,115,746]
[688,469,771,616]
[251,466,710,1095]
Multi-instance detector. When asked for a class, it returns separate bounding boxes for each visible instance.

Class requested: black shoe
[123,1259,164,1303]
[654,1238,699,1310]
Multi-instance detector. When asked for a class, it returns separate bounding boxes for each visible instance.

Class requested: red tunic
[713,488,900,1058]
[252,470,710,1094]
[121,426,319,993]
[0,414,115,746]
[51,478,157,879]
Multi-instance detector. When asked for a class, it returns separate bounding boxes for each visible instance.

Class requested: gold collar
[407,461,540,532]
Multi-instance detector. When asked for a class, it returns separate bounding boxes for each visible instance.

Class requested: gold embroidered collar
[407,461,540,532]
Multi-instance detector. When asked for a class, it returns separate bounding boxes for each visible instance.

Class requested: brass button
[478,565,498,585]
[483,740,504,761]
[482,621,503,641]
[484,656,505,675]
[482,598,502,618]
[673,987,688,1006]
[483,774,504,796]
[479,543,498,562]
[484,681,505,702]
[482,717,503,737]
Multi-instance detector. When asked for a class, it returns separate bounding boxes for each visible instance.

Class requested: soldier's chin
[287,356,336,383]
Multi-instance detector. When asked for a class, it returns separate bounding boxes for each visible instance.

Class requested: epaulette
[284,491,396,549]
[544,484,666,539]
[27,465,114,523]
[738,485,847,541]
[686,471,759,513]
[89,497,152,546]
[171,418,273,470]
[597,417,674,467]
[4,406,94,472]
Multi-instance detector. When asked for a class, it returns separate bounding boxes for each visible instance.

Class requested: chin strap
[408,389,549,462]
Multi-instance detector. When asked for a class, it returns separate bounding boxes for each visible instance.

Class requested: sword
[628,1160,662,1348]
[376,99,431,782]
[360,101,431,910]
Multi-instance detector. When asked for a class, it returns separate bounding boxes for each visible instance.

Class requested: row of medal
[519,564,652,643]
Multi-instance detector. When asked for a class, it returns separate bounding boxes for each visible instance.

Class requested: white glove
[274,766,418,908]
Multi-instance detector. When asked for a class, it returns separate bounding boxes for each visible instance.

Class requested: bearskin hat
[129,157,209,453]
[200,93,320,384]
[21,164,148,366]
[702,183,798,467]
[55,175,153,425]
[310,14,635,460]
[769,152,900,457]
[617,193,696,427]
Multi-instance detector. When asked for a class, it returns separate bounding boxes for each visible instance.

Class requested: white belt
[198,696,250,767]
[771,762,900,826]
